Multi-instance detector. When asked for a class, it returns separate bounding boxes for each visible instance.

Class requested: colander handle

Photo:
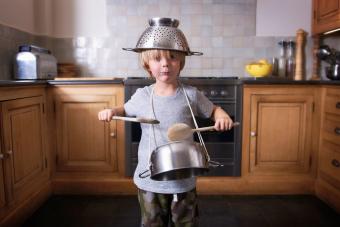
[190,51,203,56]
[122,48,135,52]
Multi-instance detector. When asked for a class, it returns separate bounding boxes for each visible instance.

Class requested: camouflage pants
[137,188,199,227]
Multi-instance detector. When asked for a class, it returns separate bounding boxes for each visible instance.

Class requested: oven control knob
[220,90,228,97]
[210,90,218,97]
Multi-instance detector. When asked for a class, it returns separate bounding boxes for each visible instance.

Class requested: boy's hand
[98,108,115,122]
[214,116,234,131]
[212,105,234,131]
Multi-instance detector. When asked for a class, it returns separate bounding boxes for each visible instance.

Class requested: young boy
[98,19,233,227]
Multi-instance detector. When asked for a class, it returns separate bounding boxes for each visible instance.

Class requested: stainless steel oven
[124,77,242,177]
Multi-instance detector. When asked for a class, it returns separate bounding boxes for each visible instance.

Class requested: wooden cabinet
[316,86,340,212]
[0,148,6,213]
[313,0,340,34]
[52,84,131,194]
[239,85,319,194]
[1,96,48,202]
[0,87,51,225]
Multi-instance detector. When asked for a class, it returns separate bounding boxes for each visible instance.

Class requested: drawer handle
[332,159,340,168]
[337,102,340,109]
[335,127,340,135]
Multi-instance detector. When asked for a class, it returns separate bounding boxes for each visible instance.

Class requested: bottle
[286,40,296,79]
[278,40,287,78]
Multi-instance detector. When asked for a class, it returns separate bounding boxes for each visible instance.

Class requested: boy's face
[148,51,181,84]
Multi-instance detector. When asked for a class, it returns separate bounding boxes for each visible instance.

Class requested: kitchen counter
[0,80,47,87]
[0,77,340,86]
[48,77,124,85]
[240,77,340,85]
[0,78,125,87]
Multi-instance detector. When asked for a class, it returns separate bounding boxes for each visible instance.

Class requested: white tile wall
[0,0,316,79]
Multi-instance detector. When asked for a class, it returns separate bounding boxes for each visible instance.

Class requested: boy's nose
[160,58,169,66]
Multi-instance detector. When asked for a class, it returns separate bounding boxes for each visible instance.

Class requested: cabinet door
[0,155,5,211]
[1,96,46,203]
[249,94,314,175]
[55,94,117,172]
[313,0,340,34]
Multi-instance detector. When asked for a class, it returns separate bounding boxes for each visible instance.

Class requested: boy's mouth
[160,72,170,76]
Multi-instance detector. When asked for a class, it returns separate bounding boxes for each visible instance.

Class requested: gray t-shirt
[124,84,214,194]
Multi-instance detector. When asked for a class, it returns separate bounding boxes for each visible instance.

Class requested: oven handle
[209,160,224,168]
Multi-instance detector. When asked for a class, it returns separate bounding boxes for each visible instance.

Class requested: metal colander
[123,18,203,56]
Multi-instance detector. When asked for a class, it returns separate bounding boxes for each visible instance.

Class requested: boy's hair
[139,49,186,77]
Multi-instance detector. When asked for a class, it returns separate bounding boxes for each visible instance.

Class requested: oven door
[193,102,240,176]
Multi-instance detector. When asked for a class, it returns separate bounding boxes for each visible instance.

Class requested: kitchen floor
[23,195,340,227]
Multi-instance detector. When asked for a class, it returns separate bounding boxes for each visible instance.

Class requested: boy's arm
[98,106,125,122]
[211,105,234,131]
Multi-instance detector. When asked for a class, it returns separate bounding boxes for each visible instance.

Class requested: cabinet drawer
[323,114,340,146]
[324,89,340,116]
[319,141,340,189]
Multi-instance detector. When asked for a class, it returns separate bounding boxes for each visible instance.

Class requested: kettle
[316,45,340,80]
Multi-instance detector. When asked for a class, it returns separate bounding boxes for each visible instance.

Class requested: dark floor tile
[23,195,340,227]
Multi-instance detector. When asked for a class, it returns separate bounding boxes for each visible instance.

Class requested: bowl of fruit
[245,59,273,78]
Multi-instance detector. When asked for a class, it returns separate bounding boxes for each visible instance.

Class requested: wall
[0,0,314,79]
[256,0,312,36]
[51,0,312,78]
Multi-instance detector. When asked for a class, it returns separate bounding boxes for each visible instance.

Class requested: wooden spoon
[167,122,240,141]
[112,116,159,124]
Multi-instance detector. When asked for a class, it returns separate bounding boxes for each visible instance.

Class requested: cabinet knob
[250,131,257,137]
[336,102,340,109]
[4,150,12,158]
[110,132,116,138]
[332,159,340,168]
[335,127,340,135]
[0,153,4,160]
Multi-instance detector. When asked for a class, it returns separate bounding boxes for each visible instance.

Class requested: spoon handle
[192,122,240,132]
[112,116,159,124]
[192,126,215,132]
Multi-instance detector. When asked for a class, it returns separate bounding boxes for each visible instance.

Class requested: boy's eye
[170,54,176,59]
[155,56,161,61]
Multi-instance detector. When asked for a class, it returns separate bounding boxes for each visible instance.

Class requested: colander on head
[123,17,203,56]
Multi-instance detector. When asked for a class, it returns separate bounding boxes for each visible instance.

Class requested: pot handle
[208,160,224,168]
[138,169,151,178]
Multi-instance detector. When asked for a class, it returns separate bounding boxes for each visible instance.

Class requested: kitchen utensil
[14,45,57,80]
[316,45,340,65]
[294,29,306,81]
[167,122,240,141]
[138,141,222,181]
[111,116,159,124]
[245,60,272,78]
[123,17,203,56]
[325,64,340,80]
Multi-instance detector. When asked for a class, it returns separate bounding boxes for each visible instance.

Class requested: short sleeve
[195,88,214,118]
[124,88,146,117]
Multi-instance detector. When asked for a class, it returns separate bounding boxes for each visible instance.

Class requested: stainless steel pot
[139,141,222,181]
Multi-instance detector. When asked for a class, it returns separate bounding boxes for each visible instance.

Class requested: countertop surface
[0,77,340,86]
